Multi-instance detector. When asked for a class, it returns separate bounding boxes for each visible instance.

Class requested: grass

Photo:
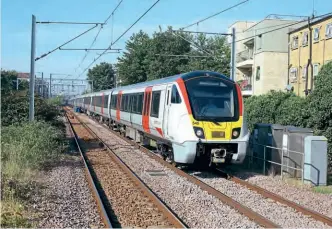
[1,121,66,227]
[312,174,332,194]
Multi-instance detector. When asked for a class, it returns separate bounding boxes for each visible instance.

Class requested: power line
[74,0,124,73]
[173,30,231,35]
[155,54,214,58]
[171,31,214,56]
[77,0,161,79]
[35,24,98,61]
[235,12,331,43]
[111,0,160,46]
[36,21,103,25]
[181,0,249,30]
[60,48,122,51]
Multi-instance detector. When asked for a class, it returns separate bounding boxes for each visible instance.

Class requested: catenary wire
[77,0,161,79]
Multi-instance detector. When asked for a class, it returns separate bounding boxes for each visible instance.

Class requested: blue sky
[2,0,331,79]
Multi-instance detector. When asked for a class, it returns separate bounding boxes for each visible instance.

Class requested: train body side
[72,71,249,165]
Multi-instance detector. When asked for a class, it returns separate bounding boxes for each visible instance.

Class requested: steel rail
[215,168,332,226]
[67,108,187,228]
[64,112,113,228]
[80,113,280,228]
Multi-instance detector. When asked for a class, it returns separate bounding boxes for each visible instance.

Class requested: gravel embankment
[29,117,103,228]
[188,170,331,228]
[78,113,261,228]
[236,172,332,218]
[70,115,175,228]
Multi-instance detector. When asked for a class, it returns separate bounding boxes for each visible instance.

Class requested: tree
[307,62,332,170]
[190,35,231,76]
[87,62,115,91]
[116,30,151,86]
[145,27,191,80]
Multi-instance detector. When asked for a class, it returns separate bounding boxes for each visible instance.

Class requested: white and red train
[69,71,249,166]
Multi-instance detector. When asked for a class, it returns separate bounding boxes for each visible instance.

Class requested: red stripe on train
[235,84,243,116]
[116,91,123,121]
[142,87,152,133]
[155,127,163,137]
[176,78,192,114]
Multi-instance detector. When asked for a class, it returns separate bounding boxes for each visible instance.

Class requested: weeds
[1,121,66,227]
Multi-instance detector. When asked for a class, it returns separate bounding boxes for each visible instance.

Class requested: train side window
[150,91,161,118]
[104,95,108,108]
[171,85,182,104]
[131,94,137,113]
[120,95,125,111]
[137,93,143,114]
[166,90,170,105]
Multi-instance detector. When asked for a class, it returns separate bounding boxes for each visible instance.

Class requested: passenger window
[137,93,143,114]
[150,91,161,118]
[171,85,182,104]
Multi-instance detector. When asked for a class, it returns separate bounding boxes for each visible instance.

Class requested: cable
[74,0,124,73]
[35,24,98,61]
[235,12,331,43]
[181,0,249,30]
[77,0,161,78]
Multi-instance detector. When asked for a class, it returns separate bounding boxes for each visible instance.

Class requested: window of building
[326,23,332,38]
[171,85,181,103]
[257,34,262,50]
[313,63,320,77]
[314,27,320,42]
[255,66,261,81]
[289,67,298,83]
[150,91,161,118]
[302,66,307,79]
[292,36,298,49]
[302,31,308,46]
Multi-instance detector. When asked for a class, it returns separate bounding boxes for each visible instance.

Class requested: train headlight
[193,127,205,139]
[232,128,241,139]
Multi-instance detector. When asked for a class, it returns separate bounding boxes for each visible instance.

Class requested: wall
[253,52,288,95]
[289,17,332,96]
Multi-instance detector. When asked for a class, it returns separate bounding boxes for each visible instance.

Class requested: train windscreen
[184,76,239,122]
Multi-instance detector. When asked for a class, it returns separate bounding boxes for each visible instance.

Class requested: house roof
[17,72,30,79]
[288,14,332,34]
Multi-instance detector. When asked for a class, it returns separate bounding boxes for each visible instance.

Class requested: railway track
[214,168,332,227]
[68,108,332,228]
[65,108,187,228]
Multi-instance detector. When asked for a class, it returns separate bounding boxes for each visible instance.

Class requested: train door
[163,84,172,139]
[149,85,166,138]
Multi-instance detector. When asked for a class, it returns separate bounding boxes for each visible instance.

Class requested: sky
[1,0,332,80]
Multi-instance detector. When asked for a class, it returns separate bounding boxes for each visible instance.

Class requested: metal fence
[246,141,305,182]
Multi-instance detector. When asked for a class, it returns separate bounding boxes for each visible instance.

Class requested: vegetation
[1,69,66,227]
[244,62,332,172]
[87,62,115,91]
[117,28,230,86]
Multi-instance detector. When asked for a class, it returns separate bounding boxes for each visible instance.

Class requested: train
[68,70,249,167]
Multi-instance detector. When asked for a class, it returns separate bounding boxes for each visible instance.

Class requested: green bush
[244,62,332,171]
[1,92,63,128]
[244,90,293,130]
[307,62,332,170]
[1,121,65,180]
[275,94,310,127]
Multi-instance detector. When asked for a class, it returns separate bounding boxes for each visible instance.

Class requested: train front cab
[169,72,249,166]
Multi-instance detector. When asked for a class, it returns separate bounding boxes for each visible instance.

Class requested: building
[288,15,332,96]
[228,16,306,97]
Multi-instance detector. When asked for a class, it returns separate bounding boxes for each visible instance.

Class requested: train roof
[71,70,232,99]
[112,70,232,93]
